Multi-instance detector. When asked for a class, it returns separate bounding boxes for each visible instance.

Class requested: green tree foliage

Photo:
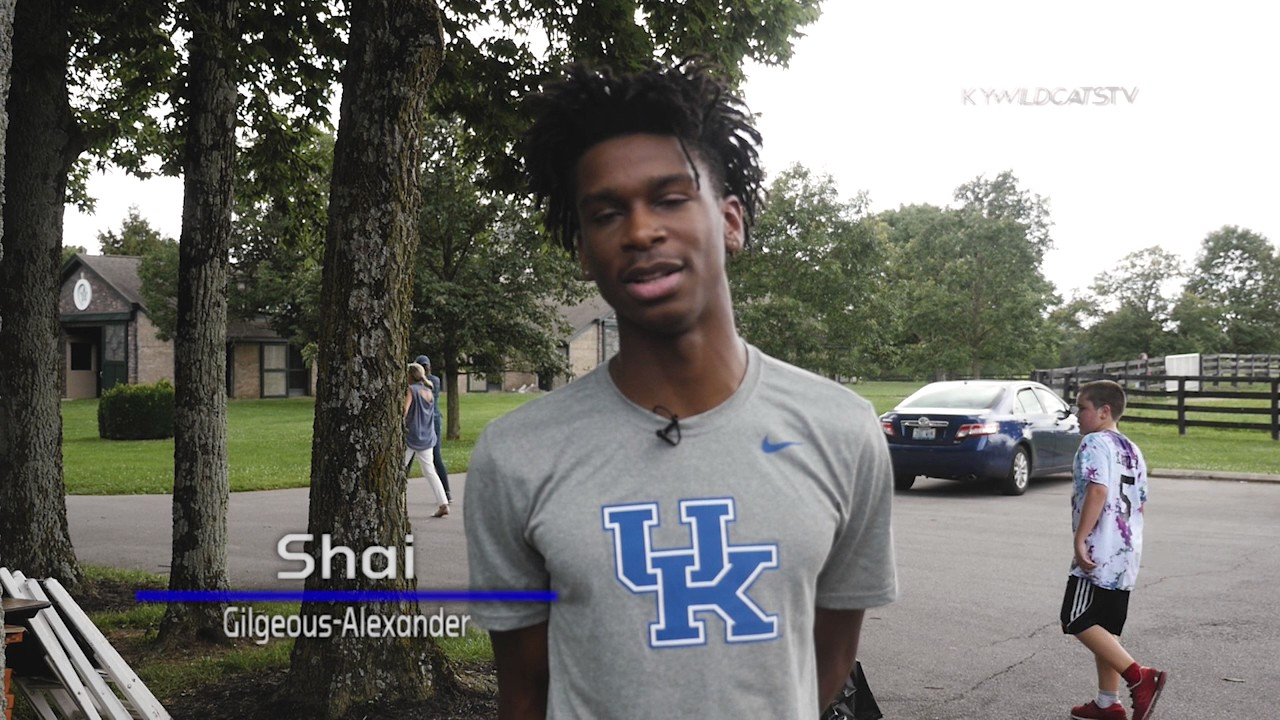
[730,164,890,378]
[1168,290,1226,354]
[93,207,182,339]
[1085,305,1169,364]
[229,127,332,350]
[61,244,88,265]
[1185,225,1280,353]
[65,0,180,205]
[138,238,179,340]
[97,205,174,256]
[411,119,586,438]
[1046,295,1095,367]
[953,169,1053,254]
[432,0,822,187]
[1081,246,1185,360]
[880,174,1057,380]
[1089,245,1183,319]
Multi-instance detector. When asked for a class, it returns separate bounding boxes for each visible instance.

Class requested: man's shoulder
[755,350,877,417]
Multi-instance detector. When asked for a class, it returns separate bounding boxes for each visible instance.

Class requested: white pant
[404,447,449,507]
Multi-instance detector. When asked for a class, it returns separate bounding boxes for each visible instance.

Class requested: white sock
[1097,690,1120,708]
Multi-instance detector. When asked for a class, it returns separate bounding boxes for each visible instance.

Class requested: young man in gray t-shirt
[464,61,897,719]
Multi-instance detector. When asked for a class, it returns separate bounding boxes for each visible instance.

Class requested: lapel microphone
[653,405,681,447]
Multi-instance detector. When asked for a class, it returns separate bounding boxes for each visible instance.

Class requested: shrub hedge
[98,380,176,440]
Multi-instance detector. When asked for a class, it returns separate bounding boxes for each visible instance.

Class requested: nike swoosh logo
[761,436,801,454]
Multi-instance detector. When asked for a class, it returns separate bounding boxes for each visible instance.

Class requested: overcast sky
[64,1,1280,298]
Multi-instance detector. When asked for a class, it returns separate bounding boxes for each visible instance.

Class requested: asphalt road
[66,472,1280,719]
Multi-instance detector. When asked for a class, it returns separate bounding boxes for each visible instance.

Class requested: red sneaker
[1128,666,1168,720]
[1071,700,1128,720]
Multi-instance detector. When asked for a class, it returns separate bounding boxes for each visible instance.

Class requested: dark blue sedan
[879,380,1079,495]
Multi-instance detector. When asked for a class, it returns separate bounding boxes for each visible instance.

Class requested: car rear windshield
[901,385,1004,410]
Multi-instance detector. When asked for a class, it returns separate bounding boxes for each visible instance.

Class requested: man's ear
[722,196,745,255]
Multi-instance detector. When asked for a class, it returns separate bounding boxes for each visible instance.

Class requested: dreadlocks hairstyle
[521,59,765,256]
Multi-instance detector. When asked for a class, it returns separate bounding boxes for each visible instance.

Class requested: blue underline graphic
[135,589,558,603]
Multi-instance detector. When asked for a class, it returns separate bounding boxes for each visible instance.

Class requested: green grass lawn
[63,381,1278,495]
[62,392,538,495]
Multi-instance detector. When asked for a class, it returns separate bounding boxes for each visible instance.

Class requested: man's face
[573,133,744,336]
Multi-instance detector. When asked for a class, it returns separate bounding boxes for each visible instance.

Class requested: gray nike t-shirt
[465,344,897,718]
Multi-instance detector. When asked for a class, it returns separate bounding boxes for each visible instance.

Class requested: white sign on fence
[1165,353,1202,392]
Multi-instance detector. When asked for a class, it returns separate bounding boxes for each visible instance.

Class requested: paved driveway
[67,473,1280,718]
[68,476,474,591]
[869,474,1279,719]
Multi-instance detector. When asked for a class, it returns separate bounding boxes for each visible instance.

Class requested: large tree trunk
[285,1,445,716]
[0,0,83,587]
[158,0,239,643]
[0,0,15,707]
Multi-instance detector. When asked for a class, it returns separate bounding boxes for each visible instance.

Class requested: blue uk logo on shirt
[602,498,780,648]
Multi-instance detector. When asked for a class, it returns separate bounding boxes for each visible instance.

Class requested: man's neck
[607,325,748,419]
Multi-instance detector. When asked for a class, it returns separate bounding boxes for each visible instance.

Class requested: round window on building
[74,278,93,310]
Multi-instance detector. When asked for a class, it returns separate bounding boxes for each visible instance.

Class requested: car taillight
[955,422,998,439]
[880,420,895,436]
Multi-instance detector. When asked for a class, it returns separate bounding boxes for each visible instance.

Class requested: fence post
[1271,378,1279,442]
[1177,377,1187,436]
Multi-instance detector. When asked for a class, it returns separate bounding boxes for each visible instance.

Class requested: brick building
[59,254,311,399]
[557,293,617,387]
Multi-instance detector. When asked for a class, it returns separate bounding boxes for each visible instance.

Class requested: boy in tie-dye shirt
[1060,380,1167,720]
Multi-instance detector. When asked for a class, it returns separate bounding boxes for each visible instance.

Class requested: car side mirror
[1056,409,1072,421]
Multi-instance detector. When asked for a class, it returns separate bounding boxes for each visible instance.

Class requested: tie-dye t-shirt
[1070,430,1148,590]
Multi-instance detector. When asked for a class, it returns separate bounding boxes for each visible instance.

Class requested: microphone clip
[653,406,681,447]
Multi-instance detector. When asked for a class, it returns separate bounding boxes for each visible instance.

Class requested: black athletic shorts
[1061,575,1130,636]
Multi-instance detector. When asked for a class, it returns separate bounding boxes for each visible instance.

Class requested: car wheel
[999,447,1031,496]
[894,474,916,492]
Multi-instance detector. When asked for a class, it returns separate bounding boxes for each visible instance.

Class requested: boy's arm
[814,607,864,709]
[1074,482,1109,572]
[491,622,550,720]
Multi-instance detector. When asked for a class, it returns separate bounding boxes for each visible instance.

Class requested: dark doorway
[101,323,128,392]
[287,345,309,396]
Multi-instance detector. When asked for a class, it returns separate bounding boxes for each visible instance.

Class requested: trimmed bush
[98,380,176,440]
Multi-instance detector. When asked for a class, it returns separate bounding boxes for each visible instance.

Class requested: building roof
[558,293,615,342]
[64,253,147,309]
[61,253,289,343]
